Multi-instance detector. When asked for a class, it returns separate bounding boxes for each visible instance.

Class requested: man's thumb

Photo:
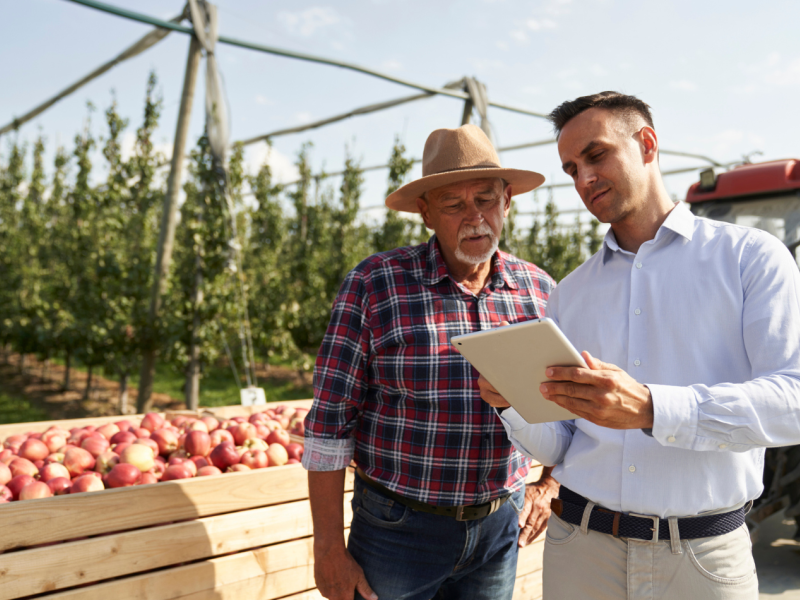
[356,577,378,600]
[582,351,610,371]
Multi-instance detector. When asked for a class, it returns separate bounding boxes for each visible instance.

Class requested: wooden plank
[0,467,354,552]
[201,399,313,420]
[0,495,353,599]
[43,534,339,600]
[512,569,543,600]
[515,537,544,577]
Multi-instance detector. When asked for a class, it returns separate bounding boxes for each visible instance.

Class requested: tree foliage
[0,75,600,409]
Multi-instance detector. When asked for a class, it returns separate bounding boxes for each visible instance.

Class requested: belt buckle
[630,512,660,542]
[455,505,467,521]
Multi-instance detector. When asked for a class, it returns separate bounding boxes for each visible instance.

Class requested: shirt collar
[422,235,518,290]
[603,202,695,258]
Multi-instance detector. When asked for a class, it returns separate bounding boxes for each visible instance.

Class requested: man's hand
[541,351,654,429]
[518,467,560,547]
[314,543,377,600]
[478,373,510,409]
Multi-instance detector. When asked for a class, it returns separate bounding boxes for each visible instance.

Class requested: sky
[1,0,799,231]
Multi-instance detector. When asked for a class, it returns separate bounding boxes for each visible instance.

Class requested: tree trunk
[83,364,93,401]
[119,372,129,415]
[138,35,203,414]
[19,353,26,375]
[185,195,205,412]
[41,356,48,380]
[63,352,71,390]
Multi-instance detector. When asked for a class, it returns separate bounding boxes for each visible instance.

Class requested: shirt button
[667,436,676,443]
[636,262,643,269]
[719,443,728,449]
[634,359,641,366]
[629,465,636,473]
[634,308,641,315]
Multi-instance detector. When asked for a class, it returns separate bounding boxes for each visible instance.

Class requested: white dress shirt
[500,203,800,517]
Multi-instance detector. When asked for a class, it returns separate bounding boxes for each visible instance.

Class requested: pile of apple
[0,405,308,503]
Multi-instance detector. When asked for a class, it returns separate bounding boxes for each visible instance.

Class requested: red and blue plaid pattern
[303,235,554,506]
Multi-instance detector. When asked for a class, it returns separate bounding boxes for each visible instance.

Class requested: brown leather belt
[355,468,510,522]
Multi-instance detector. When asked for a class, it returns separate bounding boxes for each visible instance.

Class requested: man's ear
[416,196,432,227]
[503,184,513,216]
[640,126,658,165]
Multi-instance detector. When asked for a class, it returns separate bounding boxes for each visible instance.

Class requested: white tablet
[451,318,587,424]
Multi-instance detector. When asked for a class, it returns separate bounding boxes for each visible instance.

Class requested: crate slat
[0,495,353,599]
[0,468,356,552]
[515,537,544,576]
[512,569,544,600]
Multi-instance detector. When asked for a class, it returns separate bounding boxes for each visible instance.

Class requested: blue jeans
[348,476,524,600]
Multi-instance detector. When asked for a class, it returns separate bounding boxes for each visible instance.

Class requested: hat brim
[385,167,546,213]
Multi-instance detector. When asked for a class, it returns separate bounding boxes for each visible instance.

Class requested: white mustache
[458,223,494,242]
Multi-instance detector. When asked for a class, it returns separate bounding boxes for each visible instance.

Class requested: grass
[0,390,50,424]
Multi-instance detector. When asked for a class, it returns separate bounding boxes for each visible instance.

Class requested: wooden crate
[0,402,544,599]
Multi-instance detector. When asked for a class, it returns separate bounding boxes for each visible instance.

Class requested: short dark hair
[548,91,654,137]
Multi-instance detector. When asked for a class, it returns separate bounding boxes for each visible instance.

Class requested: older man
[481,92,800,599]
[302,124,559,600]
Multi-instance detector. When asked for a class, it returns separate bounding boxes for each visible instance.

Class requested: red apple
[0,462,11,486]
[168,449,189,462]
[0,449,15,464]
[141,412,165,433]
[47,477,72,495]
[7,475,35,500]
[240,449,269,469]
[231,416,247,424]
[262,419,282,432]
[162,464,193,481]
[19,481,52,500]
[95,450,120,475]
[81,435,110,458]
[184,431,211,457]
[186,420,208,433]
[112,442,132,456]
[266,443,289,467]
[287,458,300,464]
[151,429,179,456]
[3,434,27,452]
[95,423,120,440]
[209,441,240,470]
[201,416,219,432]
[228,464,251,472]
[133,438,159,456]
[63,447,95,477]
[110,431,137,446]
[169,457,197,476]
[139,472,158,485]
[243,438,268,452]
[286,443,304,462]
[120,444,155,473]
[266,429,291,448]
[106,463,142,488]
[45,452,65,464]
[70,474,104,493]
[114,420,134,432]
[0,485,13,502]
[133,428,150,439]
[196,465,222,477]
[40,462,70,482]
[43,433,67,454]
[189,455,209,469]
[9,457,38,478]
[20,439,49,462]
[210,429,234,446]
[229,423,257,446]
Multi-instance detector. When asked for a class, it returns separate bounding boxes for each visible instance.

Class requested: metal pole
[137,35,203,413]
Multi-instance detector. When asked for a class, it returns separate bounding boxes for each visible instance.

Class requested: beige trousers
[542,512,758,600]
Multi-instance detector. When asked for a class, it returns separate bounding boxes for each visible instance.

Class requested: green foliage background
[0,74,601,408]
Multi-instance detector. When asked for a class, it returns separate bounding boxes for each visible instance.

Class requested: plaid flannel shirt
[302,235,555,506]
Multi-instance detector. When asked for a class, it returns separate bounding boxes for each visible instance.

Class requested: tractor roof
[686,159,800,204]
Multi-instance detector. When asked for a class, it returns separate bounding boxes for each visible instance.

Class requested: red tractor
[686,159,800,541]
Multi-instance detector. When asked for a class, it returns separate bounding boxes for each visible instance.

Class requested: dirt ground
[0,352,312,420]
[756,509,800,598]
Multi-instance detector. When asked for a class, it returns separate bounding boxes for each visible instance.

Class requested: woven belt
[552,486,747,542]
[355,468,509,522]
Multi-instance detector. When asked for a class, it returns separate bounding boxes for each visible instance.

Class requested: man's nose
[577,168,598,194]
[464,199,484,223]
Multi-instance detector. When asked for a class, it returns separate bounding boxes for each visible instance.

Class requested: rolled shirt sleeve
[650,232,800,451]
[302,270,371,471]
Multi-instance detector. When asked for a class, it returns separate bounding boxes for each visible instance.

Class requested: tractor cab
[685,159,800,541]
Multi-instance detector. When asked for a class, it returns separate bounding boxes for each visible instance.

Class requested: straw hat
[385,124,545,213]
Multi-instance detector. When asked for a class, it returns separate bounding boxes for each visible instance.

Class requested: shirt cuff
[497,406,529,432]
[301,436,355,471]
[648,383,699,450]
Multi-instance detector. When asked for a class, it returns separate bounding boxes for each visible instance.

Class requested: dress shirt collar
[423,235,518,290]
[603,202,695,260]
